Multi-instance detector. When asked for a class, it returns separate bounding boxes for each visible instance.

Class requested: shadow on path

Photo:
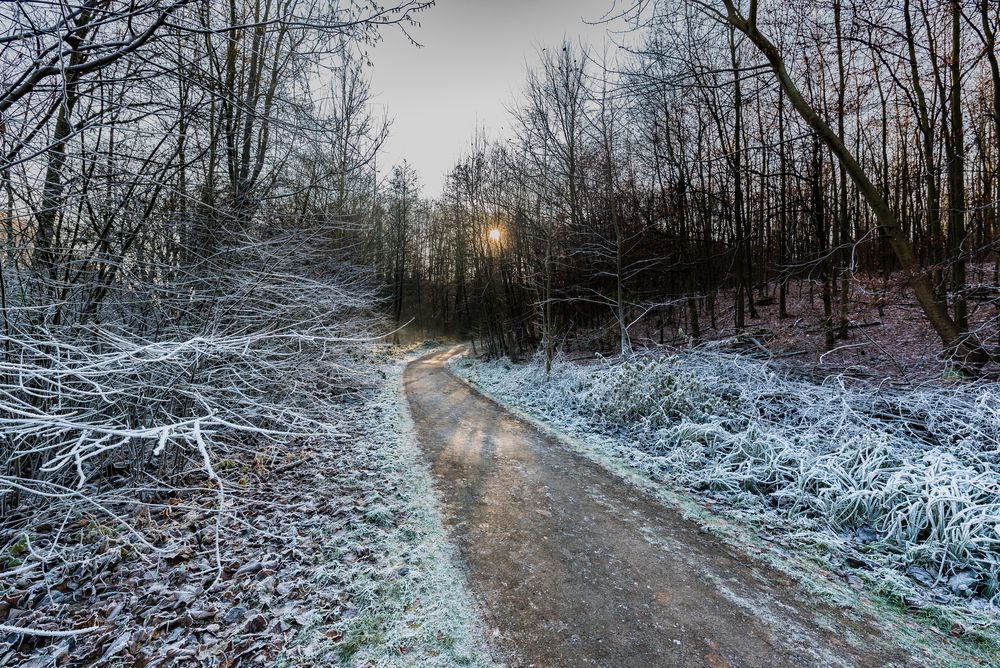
[404,347,916,668]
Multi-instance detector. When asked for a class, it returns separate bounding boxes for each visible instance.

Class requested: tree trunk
[722,0,986,367]
[948,0,968,331]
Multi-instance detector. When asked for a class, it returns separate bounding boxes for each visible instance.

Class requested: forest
[386,0,1000,378]
[1,0,999,666]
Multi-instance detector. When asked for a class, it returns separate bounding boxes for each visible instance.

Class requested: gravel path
[404,347,919,668]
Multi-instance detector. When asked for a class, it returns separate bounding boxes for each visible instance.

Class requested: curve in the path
[404,347,917,668]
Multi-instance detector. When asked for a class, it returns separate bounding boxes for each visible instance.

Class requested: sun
[488,228,501,242]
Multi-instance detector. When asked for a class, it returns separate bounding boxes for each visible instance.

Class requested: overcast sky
[367,0,628,197]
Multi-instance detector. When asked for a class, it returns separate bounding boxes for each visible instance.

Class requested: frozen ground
[410,347,956,667]
[449,346,1000,661]
[0,347,491,667]
[602,272,1000,382]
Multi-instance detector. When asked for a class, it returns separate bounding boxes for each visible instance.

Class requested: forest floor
[604,271,1000,382]
[7,333,995,668]
[406,346,992,668]
[0,347,492,668]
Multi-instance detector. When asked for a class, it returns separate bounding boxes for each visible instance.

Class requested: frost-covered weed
[453,350,1000,608]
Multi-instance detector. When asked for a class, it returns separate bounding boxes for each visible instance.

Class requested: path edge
[443,352,992,668]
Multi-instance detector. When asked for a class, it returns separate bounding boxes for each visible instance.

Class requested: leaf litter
[0,348,492,667]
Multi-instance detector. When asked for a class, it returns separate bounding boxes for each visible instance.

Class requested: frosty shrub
[456,351,1000,607]
[0,229,381,561]
[573,356,733,434]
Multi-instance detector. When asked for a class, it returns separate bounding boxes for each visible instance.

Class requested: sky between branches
[369,0,629,197]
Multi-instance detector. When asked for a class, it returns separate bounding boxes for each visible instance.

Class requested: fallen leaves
[0,407,403,666]
[2,352,491,668]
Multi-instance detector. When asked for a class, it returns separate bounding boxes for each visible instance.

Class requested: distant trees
[388,162,420,336]
[716,0,987,365]
[386,0,1000,373]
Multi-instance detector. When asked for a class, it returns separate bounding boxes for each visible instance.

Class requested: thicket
[0,0,431,636]
[391,1,1000,372]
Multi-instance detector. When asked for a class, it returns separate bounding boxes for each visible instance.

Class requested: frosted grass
[281,349,493,667]
[452,350,1000,611]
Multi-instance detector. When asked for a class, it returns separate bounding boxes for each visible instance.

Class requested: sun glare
[488,228,501,242]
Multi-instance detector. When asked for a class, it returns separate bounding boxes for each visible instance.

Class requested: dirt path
[404,347,920,668]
